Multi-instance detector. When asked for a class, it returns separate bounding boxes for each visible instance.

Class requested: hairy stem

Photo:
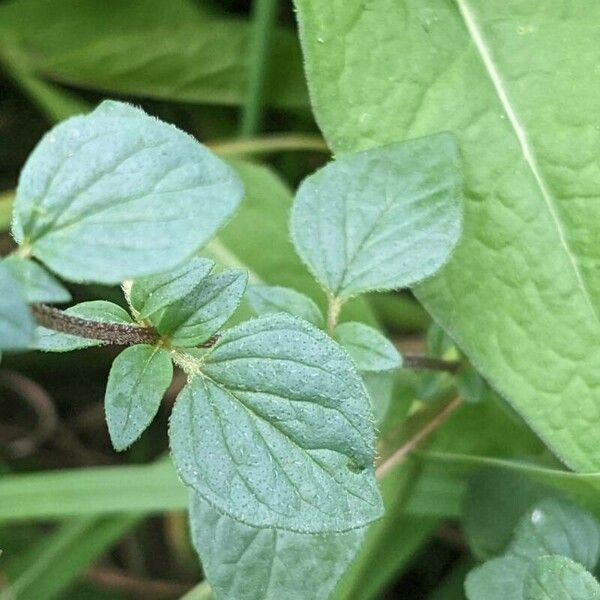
[402,355,461,373]
[31,304,159,345]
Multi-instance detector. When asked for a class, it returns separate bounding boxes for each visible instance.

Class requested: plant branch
[376,396,462,479]
[208,133,329,156]
[403,355,461,373]
[31,304,220,349]
[31,304,159,345]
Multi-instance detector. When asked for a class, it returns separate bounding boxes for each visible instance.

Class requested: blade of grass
[239,0,279,136]
[0,515,139,600]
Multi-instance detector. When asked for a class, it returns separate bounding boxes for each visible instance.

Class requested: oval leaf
[190,493,364,600]
[509,498,600,571]
[169,313,382,532]
[3,255,70,304]
[465,555,530,600]
[12,100,243,284]
[290,135,462,300]
[105,344,173,451]
[247,284,324,327]
[335,322,402,372]
[156,269,247,347]
[524,555,600,600]
[0,262,35,350]
[130,256,214,319]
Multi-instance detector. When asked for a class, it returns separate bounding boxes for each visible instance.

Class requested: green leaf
[3,255,70,303]
[0,262,35,350]
[335,322,401,372]
[105,345,173,451]
[0,462,186,524]
[190,493,364,600]
[524,556,600,600]
[465,555,530,600]
[509,498,600,571]
[1,515,138,600]
[290,136,462,300]
[36,300,133,352]
[209,159,380,327]
[361,370,395,424]
[12,100,243,284]
[247,284,324,327]
[169,313,382,532]
[463,469,557,560]
[294,0,600,470]
[130,256,215,320]
[0,0,309,110]
[156,269,247,347]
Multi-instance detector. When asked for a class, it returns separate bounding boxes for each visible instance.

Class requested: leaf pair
[0,99,243,351]
[247,284,402,421]
[465,495,600,599]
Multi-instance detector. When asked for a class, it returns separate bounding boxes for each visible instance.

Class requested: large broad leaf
[105,345,173,451]
[0,262,35,350]
[169,313,382,533]
[12,100,242,284]
[294,0,600,470]
[0,0,308,110]
[524,556,600,600]
[290,136,462,300]
[190,494,364,600]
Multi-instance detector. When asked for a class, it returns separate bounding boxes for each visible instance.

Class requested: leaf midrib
[455,0,600,327]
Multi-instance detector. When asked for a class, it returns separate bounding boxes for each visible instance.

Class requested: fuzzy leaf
[294,0,600,470]
[190,493,364,600]
[36,300,133,352]
[247,284,324,327]
[290,136,462,300]
[12,100,243,284]
[524,556,600,600]
[509,498,600,571]
[156,269,247,347]
[105,344,173,451]
[335,322,401,372]
[465,555,530,600]
[0,262,35,350]
[3,255,70,303]
[169,313,382,532]
[130,256,214,319]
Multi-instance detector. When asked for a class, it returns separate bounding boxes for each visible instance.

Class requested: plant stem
[208,133,329,156]
[31,304,159,345]
[402,355,461,373]
[239,0,279,137]
[326,296,342,336]
[376,396,462,479]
